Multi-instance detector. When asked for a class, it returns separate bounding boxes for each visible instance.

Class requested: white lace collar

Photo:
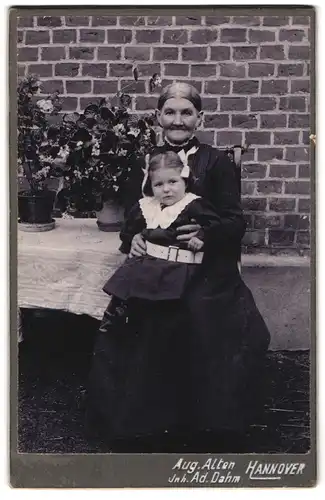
[139,192,200,229]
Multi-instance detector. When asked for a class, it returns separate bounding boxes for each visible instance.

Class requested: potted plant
[55,92,157,231]
[17,75,64,231]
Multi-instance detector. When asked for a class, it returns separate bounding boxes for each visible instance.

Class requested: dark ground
[17,308,311,454]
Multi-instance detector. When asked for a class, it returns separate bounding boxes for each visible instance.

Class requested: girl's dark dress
[86,137,271,445]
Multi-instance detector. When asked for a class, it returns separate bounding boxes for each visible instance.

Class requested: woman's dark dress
[86,137,271,443]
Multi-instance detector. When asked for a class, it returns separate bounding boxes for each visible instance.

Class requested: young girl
[102,149,221,302]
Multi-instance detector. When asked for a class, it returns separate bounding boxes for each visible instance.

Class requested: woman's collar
[163,135,200,153]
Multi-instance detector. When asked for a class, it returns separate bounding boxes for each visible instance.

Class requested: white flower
[76,141,83,147]
[58,145,70,159]
[113,124,125,136]
[128,127,140,137]
[62,212,74,219]
[37,99,54,113]
[119,149,128,157]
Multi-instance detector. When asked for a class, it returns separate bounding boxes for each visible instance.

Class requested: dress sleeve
[200,152,246,249]
[119,201,146,254]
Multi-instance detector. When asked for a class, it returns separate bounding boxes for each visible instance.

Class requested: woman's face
[157,98,202,145]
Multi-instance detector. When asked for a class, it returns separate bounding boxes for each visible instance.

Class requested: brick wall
[16,13,312,254]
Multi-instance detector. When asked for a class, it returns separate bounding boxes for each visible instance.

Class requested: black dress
[86,137,271,446]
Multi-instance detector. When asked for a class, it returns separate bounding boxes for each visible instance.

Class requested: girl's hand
[188,236,204,252]
[176,219,202,242]
[129,233,147,257]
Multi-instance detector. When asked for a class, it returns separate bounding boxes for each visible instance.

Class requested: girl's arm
[119,202,146,254]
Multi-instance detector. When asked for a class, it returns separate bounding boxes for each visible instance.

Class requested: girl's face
[156,98,202,145]
[150,167,186,206]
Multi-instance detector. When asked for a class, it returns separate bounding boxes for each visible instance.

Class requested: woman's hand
[129,233,147,257]
[187,236,204,252]
[176,219,202,242]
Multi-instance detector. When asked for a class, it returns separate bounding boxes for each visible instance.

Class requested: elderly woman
[86,83,270,453]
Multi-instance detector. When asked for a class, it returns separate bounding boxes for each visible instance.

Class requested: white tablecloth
[18,219,126,320]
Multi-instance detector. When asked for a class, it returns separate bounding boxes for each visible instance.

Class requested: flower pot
[96,200,124,232]
[18,190,56,231]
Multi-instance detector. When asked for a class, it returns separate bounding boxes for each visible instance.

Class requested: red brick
[202,97,219,112]
[288,113,310,128]
[291,80,310,93]
[242,230,266,248]
[269,197,295,212]
[279,96,306,111]
[182,47,207,61]
[18,16,34,28]
[120,16,145,26]
[220,28,247,42]
[258,148,283,162]
[284,180,310,195]
[17,65,26,77]
[153,47,178,60]
[204,114,229,128]
[60,96,78,111]
[53,29,77,44]
[195,130,215,145]
[260,45,285,60]
[261,79,288,95]
[246,131,271,145]
[205,16,230,25]
[278,135,301,155]
[220,97,247,111]
[296,231,310,247]
[298,198,310,212]
[216,131,243,146]
[233,80,259,94]
[233,46,257,60]
[82,63,107,78]
[27,63,52,77]
[147,16,173,26]
[37,16,62,27]
[25,30,50,45]
[279,29,306,42]
[93,80,118,94]
[241,181,255,195]
[191,64,216,77]
[163,29,188,44]
[292,16,311,25]
[69,47,94,60]
[220,63,245,78]
[65,16,89,26]
[41,47,65,61]
[242,163,267,179]
[120,80,146,93]
[249,29,275,43]
[190,29,218,44]
[109,63,133,78]
[250,97,276,111]
[210,46,231,61]
[257,180,282,194]
[205,80,230,94]
[55,63,79,77]
[269,165,296,178]
[135,96,157,110]
[92,16,117,26]
[80,97,100,110]
[18,47,38,61]
[243,214,254,229]
[165,64,189,77]
[242,198,267,211]
[137,63,161,77]
[80,29,105,43]
[175,16,201,25]
[233,16,260,26]
[40,80,64,94]
[136,29,161,44]
[231,114,257,128]
[298,164,310,178]
[288,45,310,60]
[248,63,275,77]
[260,114,286,128]
[66,80,91,94]
[302,131,312,145]
[284,214,310,230]
[278,63,304,77]
[285,147,309,162]
[262,16,289,26]
[98,47,121,61]
[255,215,282,229]
[125,47,150,61]
[17,30,24,43]
[269,230,295,247]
